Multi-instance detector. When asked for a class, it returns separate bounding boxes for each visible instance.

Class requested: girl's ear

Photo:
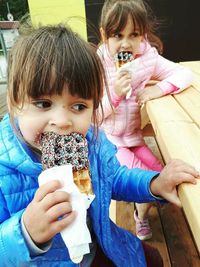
[100,27,106,42]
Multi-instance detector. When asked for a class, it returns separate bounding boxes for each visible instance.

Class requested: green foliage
[0,0,29,21]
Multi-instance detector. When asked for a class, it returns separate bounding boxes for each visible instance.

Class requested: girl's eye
[32,100,52,109]
[73,103,87,111]
[116,34,122,38]
[112,33,121,39]
[132,32,140,38]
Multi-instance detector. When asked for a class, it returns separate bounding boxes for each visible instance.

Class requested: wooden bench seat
[116,202,200,267]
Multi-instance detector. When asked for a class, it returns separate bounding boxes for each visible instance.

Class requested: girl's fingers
[46,202,73,222]
[34,180,63,202]
[117,69,130,76]
[177,173,197,185]
[50,211,77,234]
[179,166,199,178]
[167,193,182,207]
[41,191,71,211]
[165,159,199,178]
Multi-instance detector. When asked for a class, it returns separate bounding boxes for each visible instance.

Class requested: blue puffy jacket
[0,114,158,266]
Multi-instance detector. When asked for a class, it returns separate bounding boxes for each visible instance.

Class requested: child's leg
[135,203,151,220]
[134,203,152,240]
[116,146,163,240]
[132,145,163,172]
[116,146,151,170]
[131,145,163,239]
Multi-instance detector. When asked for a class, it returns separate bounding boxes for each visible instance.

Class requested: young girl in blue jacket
[0,23,198,267]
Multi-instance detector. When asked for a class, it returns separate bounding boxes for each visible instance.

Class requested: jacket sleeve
[97,46,124,119]
[152,54,193,94]
[97,131,159,203]
[0,204,32,266]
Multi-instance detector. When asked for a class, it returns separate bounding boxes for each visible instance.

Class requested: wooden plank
[190,73,200,90]
[179,61,200,90]
[179,61,200,75]
[159,204,200,267]
[146,95,198,163]
[178,181,200,255]
[146,95,193,127]
[148,206,171,267]
[174,86,200,128]
[144,136,164,165]
[141,104,150,129]
[146,95,200,253]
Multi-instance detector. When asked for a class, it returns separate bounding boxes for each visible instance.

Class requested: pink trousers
[116,144,163,171]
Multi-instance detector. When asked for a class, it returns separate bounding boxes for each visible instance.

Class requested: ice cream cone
[40,132,93,195]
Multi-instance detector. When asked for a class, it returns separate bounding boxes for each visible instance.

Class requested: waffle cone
[40,132,93,195]
[73,169,92,194]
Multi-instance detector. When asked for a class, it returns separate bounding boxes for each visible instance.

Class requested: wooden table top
[146,60,200,253]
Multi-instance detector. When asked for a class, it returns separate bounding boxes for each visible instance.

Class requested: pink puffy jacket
[98,40,193,147]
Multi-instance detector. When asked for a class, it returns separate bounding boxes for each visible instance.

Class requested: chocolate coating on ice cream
[115,51,133,68]
[40,132,89,171]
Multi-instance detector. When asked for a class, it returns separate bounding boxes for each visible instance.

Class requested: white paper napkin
[38,164,95,263]
[118,58,140,99]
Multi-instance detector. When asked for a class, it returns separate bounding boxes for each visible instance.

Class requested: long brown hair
[99,0,163,54]
[7,22,106,132]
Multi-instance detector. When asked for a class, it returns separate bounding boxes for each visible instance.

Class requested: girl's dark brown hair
[99,0,163,54]
[7,22,106,132]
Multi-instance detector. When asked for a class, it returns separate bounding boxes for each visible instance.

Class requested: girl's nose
[49,108,72,132]
[121,38,131,50]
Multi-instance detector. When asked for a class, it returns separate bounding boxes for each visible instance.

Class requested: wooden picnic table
[145,60,200,254]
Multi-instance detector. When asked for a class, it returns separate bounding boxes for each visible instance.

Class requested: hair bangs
[61,35,103,109]
[129,8,148,35]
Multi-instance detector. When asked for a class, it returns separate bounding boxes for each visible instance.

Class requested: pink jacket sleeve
[152,55,193,95]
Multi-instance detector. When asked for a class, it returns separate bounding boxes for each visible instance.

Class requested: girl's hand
[23,180,76,245]
[136,85,163,105]
[114,70,132,97]
[150,159,199,207]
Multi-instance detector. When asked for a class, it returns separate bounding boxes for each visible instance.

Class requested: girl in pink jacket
[98,0,193,241]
